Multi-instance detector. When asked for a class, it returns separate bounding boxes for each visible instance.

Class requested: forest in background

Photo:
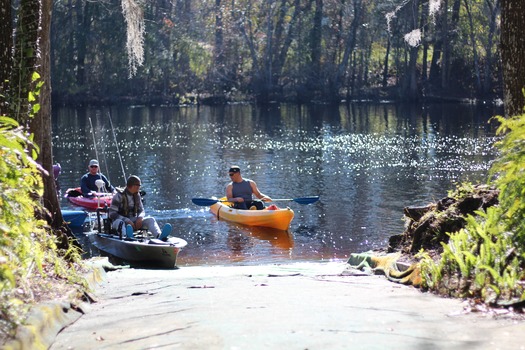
[2,0,525,344]
[50,0,502,105]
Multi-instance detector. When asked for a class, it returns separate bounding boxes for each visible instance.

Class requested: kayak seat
[65,188,83,197]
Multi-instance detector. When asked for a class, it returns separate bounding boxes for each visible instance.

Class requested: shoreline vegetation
[0,117,88,345]
[51,88,504,108]
[2,108,525,346]
[48,1,506,110]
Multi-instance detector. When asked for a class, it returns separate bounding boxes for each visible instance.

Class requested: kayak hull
[62,210,88,228]
[210,201,294,231]
[65,187,113,210]
[89,233,187,269]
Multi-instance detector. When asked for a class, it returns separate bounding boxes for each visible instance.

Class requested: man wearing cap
[226,166,272,210]
[80,159,115,197]
[109,175,171,240]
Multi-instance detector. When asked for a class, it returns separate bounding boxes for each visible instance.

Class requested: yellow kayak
[209,198,294,231]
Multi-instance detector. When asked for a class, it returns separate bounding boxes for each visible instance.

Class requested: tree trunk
[274,0,301,86]
[298,0,322,101]
[405,0,420,100]
[464,0,482,94]
[382,36,390,88]
[483,0,500,96]
[310,0,322,82]
[500,0,525,117]
[214,0,224,69]
[429,40,442,84]
[421,4,428,82]
[31,0,68,241]
[440,0,449,90]
[11,0,41,123]
[0,0,12,115]
[332,0,362,101]
[76,0,91,87]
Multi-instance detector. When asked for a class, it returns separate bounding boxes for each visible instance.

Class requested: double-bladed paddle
[191,196,319,207]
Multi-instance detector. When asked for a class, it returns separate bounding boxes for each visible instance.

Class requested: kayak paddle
[191,196,319,207]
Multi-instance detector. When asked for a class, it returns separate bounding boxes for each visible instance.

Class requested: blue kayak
[62,210,88,228]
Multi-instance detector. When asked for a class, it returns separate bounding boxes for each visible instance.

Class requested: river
[53,102,502,266]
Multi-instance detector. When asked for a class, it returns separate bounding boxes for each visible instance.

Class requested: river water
[53,103,501,266]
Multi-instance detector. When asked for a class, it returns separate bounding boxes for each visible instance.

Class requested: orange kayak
[210,198,294,231]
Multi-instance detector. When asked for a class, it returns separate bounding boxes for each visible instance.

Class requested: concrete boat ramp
[49,260,525,350]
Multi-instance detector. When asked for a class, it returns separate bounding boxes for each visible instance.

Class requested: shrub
[0,116,85,341]
[419,113,525,305]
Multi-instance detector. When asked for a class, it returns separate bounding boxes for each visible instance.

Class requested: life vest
[117,188,140,217]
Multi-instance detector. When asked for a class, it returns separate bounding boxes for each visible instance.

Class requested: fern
[420,112,525,304]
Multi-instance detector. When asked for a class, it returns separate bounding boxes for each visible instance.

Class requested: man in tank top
[226,166,272,210]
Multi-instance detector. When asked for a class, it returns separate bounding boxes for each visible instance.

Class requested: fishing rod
[88,117,100,165]
[89,115,111,192]
[108,111,127,184]
[98,127,111,182]
[94,110,111,180]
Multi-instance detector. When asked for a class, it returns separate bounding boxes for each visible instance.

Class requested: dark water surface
[53,103,501,266]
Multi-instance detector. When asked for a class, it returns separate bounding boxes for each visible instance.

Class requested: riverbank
[47,259,525,349]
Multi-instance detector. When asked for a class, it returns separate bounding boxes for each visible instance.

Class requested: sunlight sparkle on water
[54,103,500,266]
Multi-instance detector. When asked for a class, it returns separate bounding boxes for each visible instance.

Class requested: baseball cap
[89,159,99,167]
[126,175,142,186]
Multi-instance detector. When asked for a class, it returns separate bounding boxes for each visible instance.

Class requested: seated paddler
[109,175,171,239]
[225,165,272,210]
[80,159,115,197]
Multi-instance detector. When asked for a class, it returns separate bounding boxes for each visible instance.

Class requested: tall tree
[403,0,420,100]
[0,0,12,116]
[500,0,525,117]
[463,0,482,94]
[10,0,41,123]
[0,0,68,243]
[310,0,323,85]
[32,0,67,236]
[483,0,500,97]
[330,0,363,101]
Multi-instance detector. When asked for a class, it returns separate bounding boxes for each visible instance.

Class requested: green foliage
[49,0,502,104]
[0,116,85,340]
[447,182,475,201]
[419,207,523,303]
[490,114,525,244]
[0,116,44,333]
[419,113,525,305]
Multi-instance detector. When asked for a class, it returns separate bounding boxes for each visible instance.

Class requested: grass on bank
[0,116,86,343]
[419,113,525,306]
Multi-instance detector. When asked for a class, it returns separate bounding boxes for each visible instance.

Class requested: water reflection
[53,103,501,266]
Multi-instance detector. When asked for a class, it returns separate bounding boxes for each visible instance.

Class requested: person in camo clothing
[109,175,171,240]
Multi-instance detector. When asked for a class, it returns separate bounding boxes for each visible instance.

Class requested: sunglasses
[90,165,98,168]
[229,173,235,176]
